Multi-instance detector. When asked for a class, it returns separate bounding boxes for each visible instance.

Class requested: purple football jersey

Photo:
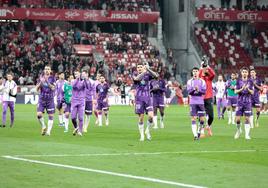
[71,79,88,102]
[56,79,65,101]
[85,79,94,102]
[96,83,109,100]
[250,77,262,97]
[187,78,206,105]
[133,72,154,100]
[39,75,56,100]
[150,79,166,97]
[236,78,254,104]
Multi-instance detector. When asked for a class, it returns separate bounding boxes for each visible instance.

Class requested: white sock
[38,117,46,129]
[64,116,69,130]
[249,115,254,128]
[47,120,53,134]
[84,115,90,130]
[138,123,144,138]
[227,110,231,120]
[59,114,63,125]
[232,112,236,122]
[98,114,102,126]
[160,116,164,127]
[245,123,250,137]
[153,116,157,127]
[191,123,197,137]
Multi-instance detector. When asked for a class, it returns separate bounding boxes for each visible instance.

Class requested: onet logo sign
[237,12,260,21]
[204,11,226,20]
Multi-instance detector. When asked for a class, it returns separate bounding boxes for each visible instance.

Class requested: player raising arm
[36,65,56,136]
[71,70,88,136]
[133,62,158,141]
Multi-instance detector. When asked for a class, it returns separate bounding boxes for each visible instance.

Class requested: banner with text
[0,7,159,23]
[197,8,268,22]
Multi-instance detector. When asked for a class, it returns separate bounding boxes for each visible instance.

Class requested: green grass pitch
[0,104,267,188]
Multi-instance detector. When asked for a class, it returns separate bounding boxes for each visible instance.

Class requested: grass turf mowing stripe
[8,149,268,158]
[2,155,207,188]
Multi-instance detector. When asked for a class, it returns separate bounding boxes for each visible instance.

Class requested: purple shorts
[56,99,64,110]
[64,103,71,113]
[85,101,93,115]
[216,98,227,107]
[236,103,252,116]
[153,96,165,108]
[190,104,206,117]
[97,100,109,111]
[227,97,238,107]
[135,98,153,114]
[37,98,55,114]
[252,95,261,108]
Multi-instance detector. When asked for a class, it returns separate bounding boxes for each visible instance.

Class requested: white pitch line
[2,155,206,188]
[9,149,268,158]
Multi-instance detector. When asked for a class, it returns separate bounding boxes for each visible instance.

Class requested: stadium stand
[0,0,156,11]
[195,27,252,74]
[0,21,168,87]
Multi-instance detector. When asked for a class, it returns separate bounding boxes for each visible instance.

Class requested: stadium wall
[163,0,187,50]
[162,0,200,76]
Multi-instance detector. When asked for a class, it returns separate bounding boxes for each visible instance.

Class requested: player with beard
[133,62,158,141]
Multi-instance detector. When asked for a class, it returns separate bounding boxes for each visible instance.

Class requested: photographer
[115,78,126,105]
[0,72,17,128]
[199,56,215,137]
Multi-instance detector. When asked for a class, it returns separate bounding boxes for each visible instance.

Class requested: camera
[116,78,123,86]
[201,55,209,68]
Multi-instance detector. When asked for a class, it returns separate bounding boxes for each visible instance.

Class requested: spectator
[172,62,177,77]
[58,62,64,72]
[18,76,25,85]
[26,74,34,85]
[167,48,173,64]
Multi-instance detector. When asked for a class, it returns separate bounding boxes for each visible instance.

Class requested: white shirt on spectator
[19,76,25,85]
[36,26,41,32]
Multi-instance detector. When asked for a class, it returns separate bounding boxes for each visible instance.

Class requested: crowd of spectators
[198,0,268,11]
[0,21,171,86]
[0,0,156,12]
[244,1,268,11]
[0,21,78,85]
